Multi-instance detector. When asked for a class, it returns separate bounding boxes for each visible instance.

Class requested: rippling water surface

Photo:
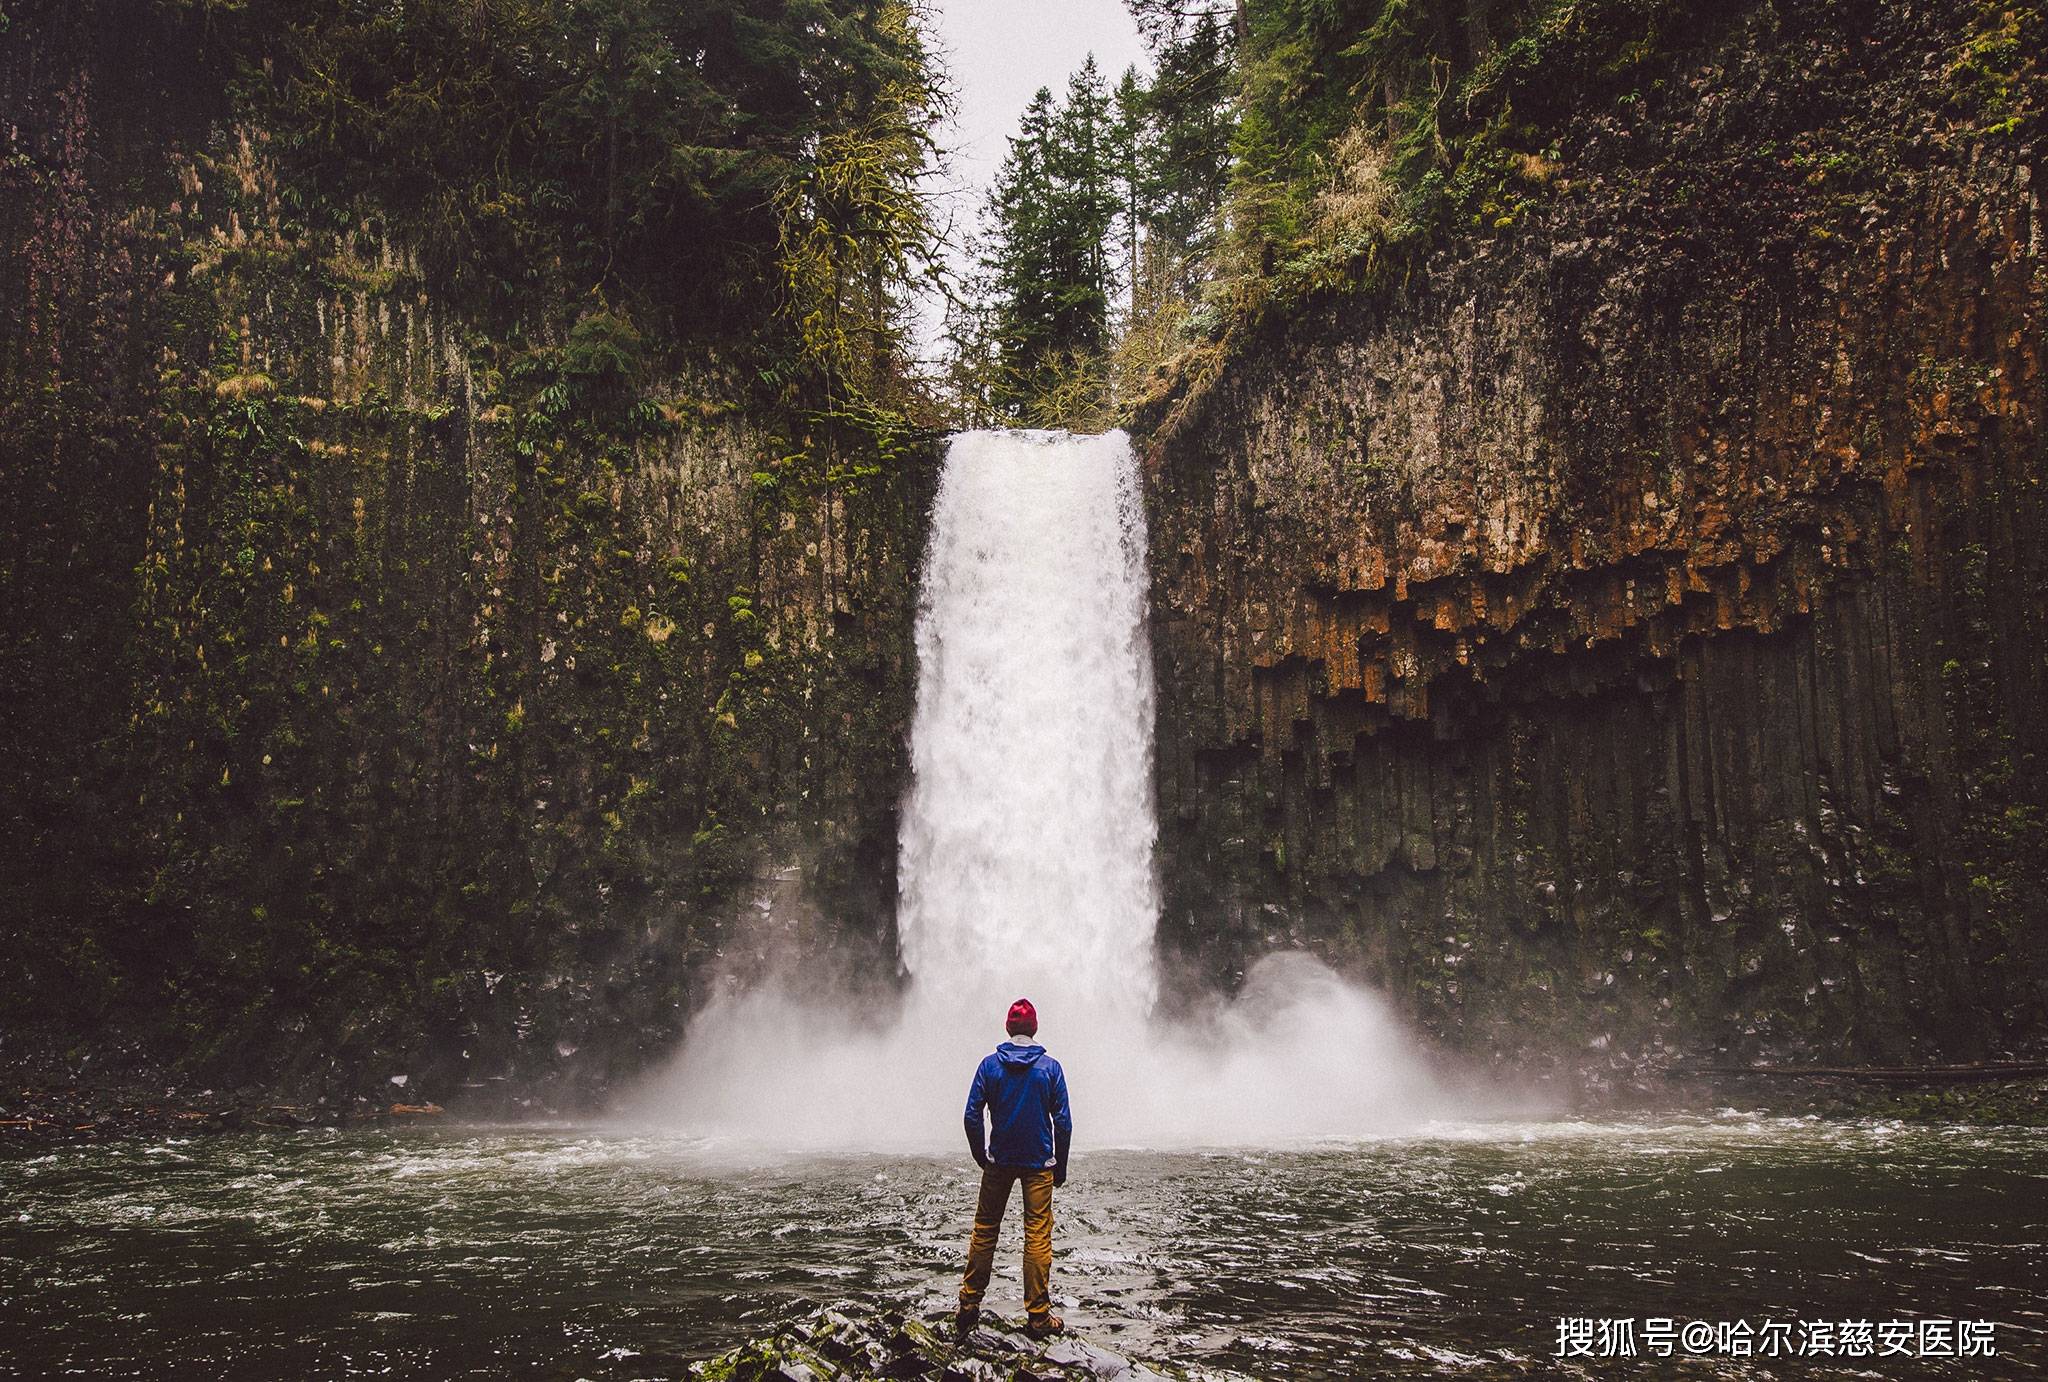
[4,1115,2043,1378]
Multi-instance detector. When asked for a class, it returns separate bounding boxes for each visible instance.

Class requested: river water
[4,1115,2044,1378]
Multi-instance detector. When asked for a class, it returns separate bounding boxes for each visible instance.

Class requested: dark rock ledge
[0,1082,447,1142]
[690,1304,1249,1382]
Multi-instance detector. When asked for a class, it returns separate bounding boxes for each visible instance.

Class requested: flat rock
[690,1304,1247,1382]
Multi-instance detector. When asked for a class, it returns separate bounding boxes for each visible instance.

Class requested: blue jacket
[964,1042,1072,1176]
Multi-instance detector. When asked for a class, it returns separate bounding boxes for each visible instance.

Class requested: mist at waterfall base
[625,430,1471,1151]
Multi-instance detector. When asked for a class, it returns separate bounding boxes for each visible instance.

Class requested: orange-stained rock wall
[1138,2,2047,1089]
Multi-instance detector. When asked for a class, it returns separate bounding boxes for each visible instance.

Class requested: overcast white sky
[915,1,1150,349]
[928,0,1149,208]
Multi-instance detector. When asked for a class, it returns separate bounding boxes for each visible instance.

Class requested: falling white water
[897,429,1159,1023]
[625,430,1463,1149]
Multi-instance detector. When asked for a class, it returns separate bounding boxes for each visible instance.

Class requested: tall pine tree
[979,59,1121,417]
[1138,8,1237,286]
[947,18,1242,425]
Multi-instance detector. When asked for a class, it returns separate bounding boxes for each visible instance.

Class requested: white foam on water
[624,430,1460,1150]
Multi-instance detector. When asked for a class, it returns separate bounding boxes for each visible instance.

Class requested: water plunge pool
[5,1114,2042,1378]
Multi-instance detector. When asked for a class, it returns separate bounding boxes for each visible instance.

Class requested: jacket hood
[996,1041,1045,1067]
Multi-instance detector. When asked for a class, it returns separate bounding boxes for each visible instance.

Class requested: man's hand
[974,1153,990,1170]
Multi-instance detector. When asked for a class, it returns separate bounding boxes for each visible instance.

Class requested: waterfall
[629,430,1458,1148]
[896,429,1159,1022]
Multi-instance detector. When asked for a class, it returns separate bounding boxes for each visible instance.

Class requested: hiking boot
[1025,1314,1065,1339]
[953,1306,980,1338]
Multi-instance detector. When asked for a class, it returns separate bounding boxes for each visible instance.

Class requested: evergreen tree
[1050,55,1122,330]
[977,60,1122,418]
[982,85,1061,410]
[949,19,1239,423]
[1111,66,1150,315]
[1138,7,1237,284]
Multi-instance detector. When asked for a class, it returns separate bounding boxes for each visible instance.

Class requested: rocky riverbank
[0,1081,454,1143]
[690,1305,1248,1382]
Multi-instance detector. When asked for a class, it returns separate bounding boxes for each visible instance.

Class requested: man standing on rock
[957,997,1071,1339]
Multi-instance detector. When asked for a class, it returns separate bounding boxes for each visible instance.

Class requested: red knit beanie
[1005,998,1038,1037]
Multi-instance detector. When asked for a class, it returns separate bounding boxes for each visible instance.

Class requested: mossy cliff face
[1136,1,2047,1084]
[0,9,936,1105]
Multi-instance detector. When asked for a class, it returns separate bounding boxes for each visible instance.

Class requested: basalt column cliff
[0,3,940,1106]
[1136,3,2046,1083]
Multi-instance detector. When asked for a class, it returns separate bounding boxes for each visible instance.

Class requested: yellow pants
[958,1165,1055,1320]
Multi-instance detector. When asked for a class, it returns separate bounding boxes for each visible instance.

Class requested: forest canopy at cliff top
[145,0,945,379]
[951,0,2042,430]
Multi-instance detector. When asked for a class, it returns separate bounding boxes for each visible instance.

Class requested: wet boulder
[690,1304,1239,1382]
